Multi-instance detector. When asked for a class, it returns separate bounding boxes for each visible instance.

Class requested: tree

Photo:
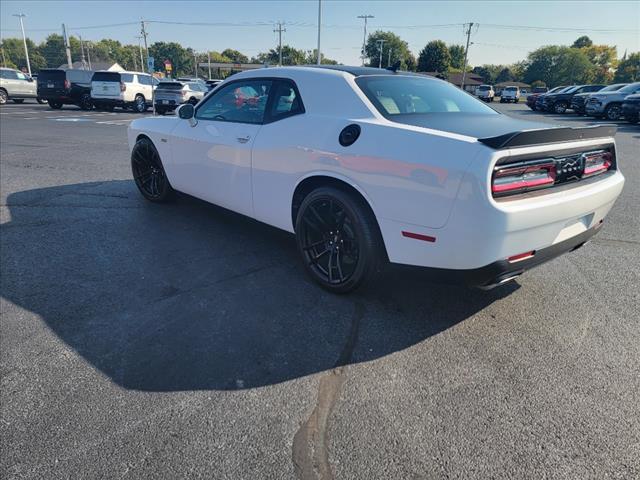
[255,45,307,66]
[304,49,338,65]
[448,44,465,70]
[38,34,68,69]
[524,45,594,86]
[583,44,617,83]
[221,49,248,64]
[531,80,546,88]
[148,41,194,76]
[417,40,450,73]
[1,38,47,72]
[572,36,593,48]
[365,31,415,70]
[496,67,514,83]
[614,52,640,82]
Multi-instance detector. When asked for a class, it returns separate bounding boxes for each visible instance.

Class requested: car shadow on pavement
[2,181,517,392]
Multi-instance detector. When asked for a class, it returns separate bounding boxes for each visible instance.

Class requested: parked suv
[154,81,207,114]
[622,94,640,124]
[475,85,495,102]
[526,86,562,110]
[571,83,627,114]
[542,84,606,114]
[91,71,157,112]
[37,69,94,110]
[585,82,640,120]
[0,67,38,104]
[500,86,520,103]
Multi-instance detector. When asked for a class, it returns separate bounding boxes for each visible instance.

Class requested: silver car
[0,67,38,104]
[585,82,640,120]
[154,81,207,114]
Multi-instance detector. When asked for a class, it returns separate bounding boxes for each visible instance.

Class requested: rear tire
[131,137,175,203]
[295,187,383,293]
[48,100,63,109]
[79,93,92,111]
[134,94,147,113]
[12,99,25,104]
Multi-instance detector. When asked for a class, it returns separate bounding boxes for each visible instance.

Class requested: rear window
[504,87,518,92]
[356,75,497,116]
[478,85,491,91]
[38,69,66,81]
[157,82,184,90]
[92,72,121,82]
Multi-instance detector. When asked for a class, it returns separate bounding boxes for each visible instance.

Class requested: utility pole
[208,51,212,79]
[79,35,86,69]
[388,48,392,67]
[274,22,286,66]
[140,20,150,74]
[193,51,198,77]
[460,22,474,89]
[86,41,92,70]
[316,0,322,65]
[136,35,144,73]
[1,43,6,68]
[377,39,386,69]
[62,23,72,69]
[357,14,374,66]
[13,14,31,75]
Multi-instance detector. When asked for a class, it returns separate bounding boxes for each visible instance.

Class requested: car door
[15,71,35,96]
[2,69,21,96]
[169,78,273,217]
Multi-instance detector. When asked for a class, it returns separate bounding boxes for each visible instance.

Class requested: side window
[16,71,28,81]
[121,73,134,83]
[2,70,18,80]
[138,75,151,86]
[268,80,304,121]
[196,79,272,124]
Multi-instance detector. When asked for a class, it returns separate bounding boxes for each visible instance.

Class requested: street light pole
[357,14,374,67]
[316,0,322,65]
[13,14,31,76]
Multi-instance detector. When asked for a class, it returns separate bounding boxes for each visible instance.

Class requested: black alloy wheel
[134,94,147,113]
[131,137,174,202]
[296,187,382,293]
[554,101,568,114]
[605,104,622,121]
[79,93,92,111]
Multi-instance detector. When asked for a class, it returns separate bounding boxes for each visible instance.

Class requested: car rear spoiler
[478,125,617,149]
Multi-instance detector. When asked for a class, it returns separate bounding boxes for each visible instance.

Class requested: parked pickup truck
[500,86,520,103]
[476,85,495,102]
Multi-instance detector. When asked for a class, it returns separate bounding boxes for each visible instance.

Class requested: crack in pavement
[292,300,365,480]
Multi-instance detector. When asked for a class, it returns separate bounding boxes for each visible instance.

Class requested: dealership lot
[1,101,639,479]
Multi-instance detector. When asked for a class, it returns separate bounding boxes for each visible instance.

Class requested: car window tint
[269,81,303,119]
[2,70,18,80]
[16,71,28,80]
[121,73,134,83]
[196,79,272,124]
[356,76,497,116]
[138,75,151,85]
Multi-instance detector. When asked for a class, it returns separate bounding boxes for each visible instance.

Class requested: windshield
[504,87,517,92]
[355,75,497,116]
[619,82,640,94]
[478,86,491,91]
[601,84,627,92]
[563,86,581,94]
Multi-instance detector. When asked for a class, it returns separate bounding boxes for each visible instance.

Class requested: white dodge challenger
[128,66,624,293]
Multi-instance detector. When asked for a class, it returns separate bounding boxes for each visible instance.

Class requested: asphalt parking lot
[1,101,639,479]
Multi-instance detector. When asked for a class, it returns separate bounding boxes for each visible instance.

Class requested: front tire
[0,89,7,104]
[604,103,622,121]
[131,137,175,202]
[554,101,567,114]
[295,187,382,293]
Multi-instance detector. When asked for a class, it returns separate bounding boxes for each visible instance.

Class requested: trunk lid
[91,72,122,98]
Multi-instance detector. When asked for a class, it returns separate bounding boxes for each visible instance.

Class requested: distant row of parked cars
[526,82,640,123]
[475,85,533,104]
[0,66,223,114]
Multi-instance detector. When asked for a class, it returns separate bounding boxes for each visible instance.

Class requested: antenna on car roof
[386,61,401,73]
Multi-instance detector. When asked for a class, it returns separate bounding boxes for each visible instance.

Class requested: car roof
[304,65,423,77]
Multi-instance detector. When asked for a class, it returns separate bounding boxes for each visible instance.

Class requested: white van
[91,71,157,112]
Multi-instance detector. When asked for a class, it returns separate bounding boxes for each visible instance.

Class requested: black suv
[37,69,94,110]
[542,84,606,114]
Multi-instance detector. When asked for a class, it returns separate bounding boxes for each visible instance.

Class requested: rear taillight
[64,79,70,89]
[492,162,556,196]
[120,82,126,92]
[582,151,612,178]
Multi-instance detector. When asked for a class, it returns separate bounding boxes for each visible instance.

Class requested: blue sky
[1,1,638,66]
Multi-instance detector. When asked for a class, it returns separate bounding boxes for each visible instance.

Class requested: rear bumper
[414,220,603,288]
[92,98,126,107]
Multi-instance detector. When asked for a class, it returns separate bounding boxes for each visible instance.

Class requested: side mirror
[176,103,197,127]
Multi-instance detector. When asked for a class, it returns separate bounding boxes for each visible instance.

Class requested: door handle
[237,135,251,144]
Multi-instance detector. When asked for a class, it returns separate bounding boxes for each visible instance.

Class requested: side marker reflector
[508,250,535,263]
[402,231,436,243]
